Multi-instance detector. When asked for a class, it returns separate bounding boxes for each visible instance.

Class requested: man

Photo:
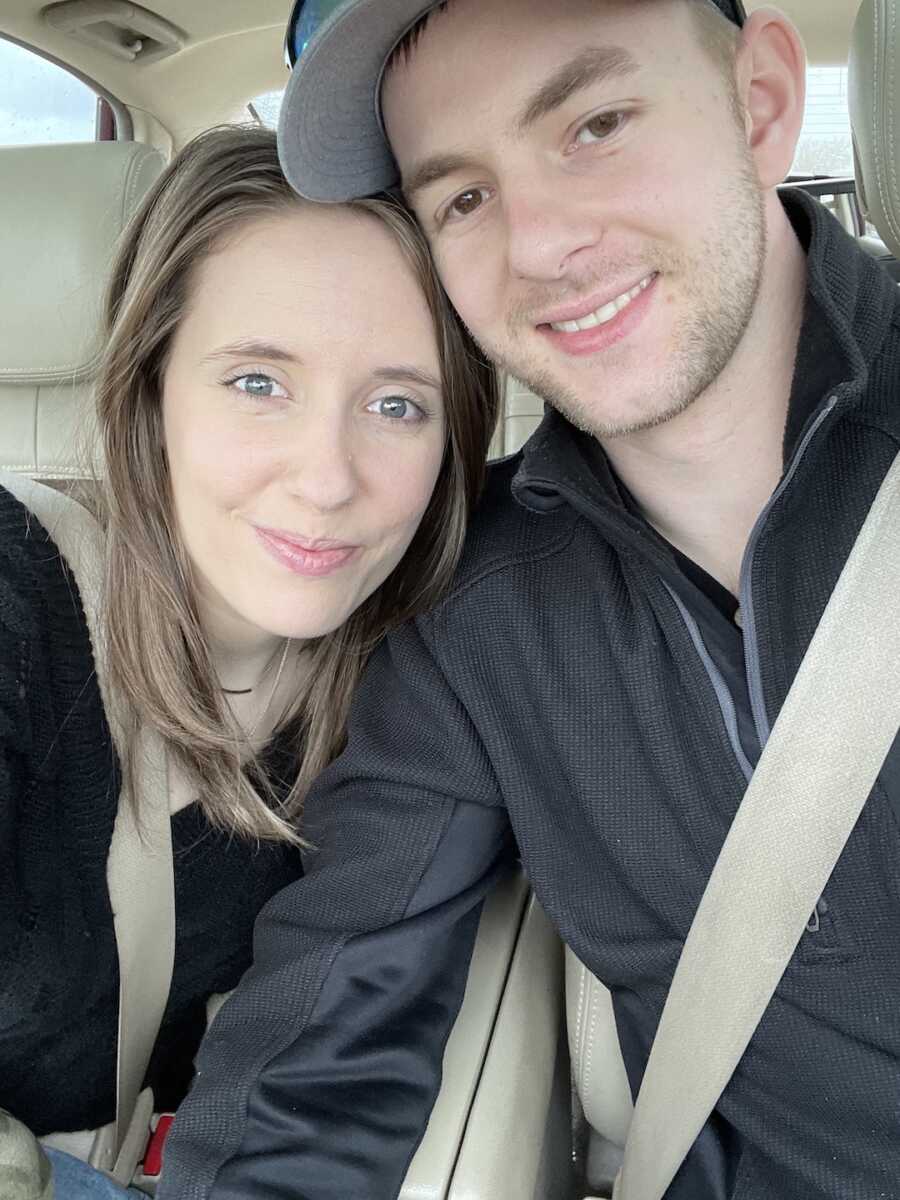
[160,2,900,1198]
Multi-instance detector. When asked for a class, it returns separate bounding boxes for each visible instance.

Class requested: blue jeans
[44,1149,145,1198]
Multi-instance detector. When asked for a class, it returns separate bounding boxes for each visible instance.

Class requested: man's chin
[511,370,699,442]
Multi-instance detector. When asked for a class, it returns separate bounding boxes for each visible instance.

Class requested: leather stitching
[887,0,900,246]
[574,961,588,1096]
[872,0,900,249]
[584,974,600,1109]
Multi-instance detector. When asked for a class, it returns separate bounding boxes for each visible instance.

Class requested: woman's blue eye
[230,373,286,399]
[368,395,423,421]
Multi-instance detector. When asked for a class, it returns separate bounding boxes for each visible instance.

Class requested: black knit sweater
[0,485,302,1134]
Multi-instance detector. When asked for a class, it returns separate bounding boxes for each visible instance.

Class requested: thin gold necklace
[220,638,292,740]
[246,638,291,739]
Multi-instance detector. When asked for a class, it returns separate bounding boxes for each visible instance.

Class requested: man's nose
[502,180,601,282]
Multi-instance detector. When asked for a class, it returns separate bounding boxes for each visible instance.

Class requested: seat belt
[613,448,900,1200]
[0,472,175,1186]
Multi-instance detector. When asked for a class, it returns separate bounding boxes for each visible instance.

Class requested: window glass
[0,37,98,146]
[248,90,284,128]
[792,66,854,178]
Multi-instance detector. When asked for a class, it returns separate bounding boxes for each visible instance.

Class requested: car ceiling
[1,0,862,150]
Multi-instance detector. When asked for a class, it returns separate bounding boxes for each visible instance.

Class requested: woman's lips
[253,526,359,578]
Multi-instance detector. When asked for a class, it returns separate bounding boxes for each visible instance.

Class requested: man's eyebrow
[402,46,640,204]
[403,152,485,206]
[372,365,442,390]
[515,46,640,133]
[201,338,300,365]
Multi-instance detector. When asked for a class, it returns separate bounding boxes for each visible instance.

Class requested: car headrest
[0,141,165,480]
[849,0,900,259]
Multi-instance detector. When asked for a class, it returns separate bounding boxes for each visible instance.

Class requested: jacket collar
[512,188,899,525]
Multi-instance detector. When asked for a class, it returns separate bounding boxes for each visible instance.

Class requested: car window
[248,90,284,129]
[0,36,103,146]
[792,65,854,177]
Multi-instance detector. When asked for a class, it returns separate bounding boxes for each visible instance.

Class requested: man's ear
[734,7,807,189]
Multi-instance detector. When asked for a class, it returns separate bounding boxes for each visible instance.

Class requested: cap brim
[279,0,439,202]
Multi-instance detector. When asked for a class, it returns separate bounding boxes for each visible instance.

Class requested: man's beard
[469,149,767,441]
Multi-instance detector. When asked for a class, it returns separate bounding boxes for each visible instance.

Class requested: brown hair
[94,125,499,842]
[689,0,741,83]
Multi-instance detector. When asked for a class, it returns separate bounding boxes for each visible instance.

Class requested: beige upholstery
[0,141,165,480]
[566,953,633,1147]
[503,378,545,458]
[402,878,570,1199]
[489,377,544,460]
[849,0,900,258]
[565,951,633,1195]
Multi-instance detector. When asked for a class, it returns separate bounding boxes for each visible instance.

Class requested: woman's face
[162,206,446,653]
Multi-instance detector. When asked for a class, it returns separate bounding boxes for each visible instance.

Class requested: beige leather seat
[490,376,545,459]
[402,876,572,1199]
[0,141,165,484]
[849,0,900,263]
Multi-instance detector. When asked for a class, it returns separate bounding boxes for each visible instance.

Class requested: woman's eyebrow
[372,365,442,390]
[202,338,300,364]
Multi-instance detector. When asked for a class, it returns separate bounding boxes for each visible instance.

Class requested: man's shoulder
[434,450,579,612]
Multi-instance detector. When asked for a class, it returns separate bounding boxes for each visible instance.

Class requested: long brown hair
[94,125,499,842]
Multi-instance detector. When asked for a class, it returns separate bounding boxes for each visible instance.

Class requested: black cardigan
[0,487,302,1134]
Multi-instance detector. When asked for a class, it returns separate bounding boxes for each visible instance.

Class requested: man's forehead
[381,0,683,157]
[385,0,674,65]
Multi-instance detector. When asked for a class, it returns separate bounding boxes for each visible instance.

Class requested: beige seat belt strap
[613,449,900,1200]
[0,473,175,1185]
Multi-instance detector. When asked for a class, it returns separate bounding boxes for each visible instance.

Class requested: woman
[0,125,498,1198]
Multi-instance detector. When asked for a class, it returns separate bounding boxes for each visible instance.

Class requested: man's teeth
[549,275,653,333]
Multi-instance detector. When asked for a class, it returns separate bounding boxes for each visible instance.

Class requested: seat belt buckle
[141,1113,175,1178]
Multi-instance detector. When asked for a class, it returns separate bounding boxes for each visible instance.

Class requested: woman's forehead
[177,209,439,365]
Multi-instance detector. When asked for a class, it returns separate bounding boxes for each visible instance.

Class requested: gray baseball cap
[278,0,747,202]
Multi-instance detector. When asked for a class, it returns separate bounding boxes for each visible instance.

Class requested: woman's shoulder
[0,480,63,559]
[0,482,92,646]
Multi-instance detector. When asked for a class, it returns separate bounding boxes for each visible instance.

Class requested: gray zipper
[737,392,842,748]
[664,584,754,782]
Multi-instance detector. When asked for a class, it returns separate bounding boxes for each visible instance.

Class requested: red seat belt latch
[141,1113,175,1177]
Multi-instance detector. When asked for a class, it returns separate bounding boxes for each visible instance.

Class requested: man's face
[382,0,766,439]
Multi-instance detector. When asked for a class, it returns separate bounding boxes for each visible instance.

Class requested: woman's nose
[281,413,359,513]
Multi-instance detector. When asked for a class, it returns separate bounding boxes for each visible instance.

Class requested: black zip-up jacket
[161,192,900,1200]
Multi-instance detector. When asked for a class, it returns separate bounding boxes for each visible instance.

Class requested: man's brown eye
[575,111,624,145]
[451,190,483,216]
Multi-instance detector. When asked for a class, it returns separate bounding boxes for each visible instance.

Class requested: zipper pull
[806,896,829,934]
